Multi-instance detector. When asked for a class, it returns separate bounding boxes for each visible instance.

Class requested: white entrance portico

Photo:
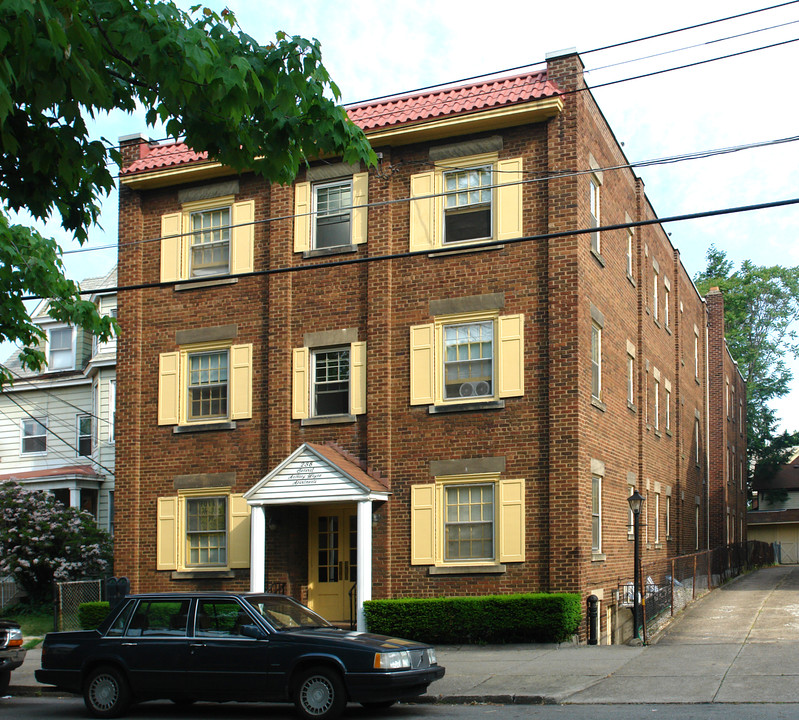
[244,443,389,631]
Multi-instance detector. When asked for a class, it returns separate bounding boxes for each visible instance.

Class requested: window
[410,475,525,566]
[160,196,254,282]
[653,375,660,430]
[591,475,602,553]
[21,417,47,454]
[292,340,366,420]
[589,176,600,254]
[695,416,701,466]
[94,308,117,355]
[77,414,93,456]
[731,386,735,421]
[156,489,250,572]
[48,327,74,370]
[188,350,228,421]
[664,280,671,328]
[108,380,116,442]
[654,493,660,544]
[409,153,522,251]
[126,599,191,637]
[190,206,230,277]
[410,312,524,407]
[186,496,227,567]
[443,166,492,244]
[295,173,367,253]
[444,483,494,561]
[652,266,659,321]
[665,495,671,539]
[665,381,671,432]
[695,503,700,550]
[628,485,636,539]
[158,342,252,426]
[626,228,634,278]
[725,379,729,417]
[626,346,635,405]
[591,322,602,401]
[694,328,700,379]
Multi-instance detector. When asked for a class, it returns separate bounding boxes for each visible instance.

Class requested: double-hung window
[591,475,602,553]
[591,322,602,401]
[589,176,600,254]
[409,152,522,252]
[314,180,353,249]
[626,228,634,278]
[189,206,230,277]
[442,165,492,244]
[187,350,228,421]
[411,474,525,567]
[312,347,350,416]
[21,417,47,454]
[186,496,227,567]
[410,310,524,407]
[77,414,93,456]
[48,327,74,370]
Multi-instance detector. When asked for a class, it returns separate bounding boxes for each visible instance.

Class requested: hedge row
[78,602,110,630]
[363,593,581,644]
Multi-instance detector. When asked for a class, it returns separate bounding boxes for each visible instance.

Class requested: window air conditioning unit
[474,381,491,396]
[459,382,476,397]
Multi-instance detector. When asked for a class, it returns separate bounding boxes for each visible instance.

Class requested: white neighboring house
[0,267,116,535]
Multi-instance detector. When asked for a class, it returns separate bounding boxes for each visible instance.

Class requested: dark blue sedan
[36,592,444,719]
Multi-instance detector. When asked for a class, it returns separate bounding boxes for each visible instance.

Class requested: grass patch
[1,602,54,637]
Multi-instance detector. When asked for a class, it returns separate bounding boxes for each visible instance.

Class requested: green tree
[694,246,799,492]
[0,481,113,604]
[0,0,374,385]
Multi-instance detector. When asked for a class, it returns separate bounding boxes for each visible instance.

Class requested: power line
[57,132,799,258]
[25,195,799,301]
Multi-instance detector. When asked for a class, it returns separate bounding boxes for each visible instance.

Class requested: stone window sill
[173,421,237,434]
[590,248,606,267]
[171,570,235,580]
[428,564,507,575]
[654,429,662,438]
[174,277,239,292]
[654,318,661,329]
[301,414,356,426]
[428,400,505,414]
[429,244,505,258]
[303,244,358,259]
[591,553,607,563]
[627,401,637,413]
[627,273,636,288]
[591,397,606,412]
[666,326,672,336]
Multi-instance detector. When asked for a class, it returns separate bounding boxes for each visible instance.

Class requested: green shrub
[79,602,110,630]
[363,593,581,644]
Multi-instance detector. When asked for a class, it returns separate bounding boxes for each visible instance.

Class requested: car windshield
[243,596,332,631]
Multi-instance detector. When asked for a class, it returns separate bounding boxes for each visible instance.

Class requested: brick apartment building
[114,50,747,642]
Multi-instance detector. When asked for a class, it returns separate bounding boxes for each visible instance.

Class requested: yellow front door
[308,505,357,623]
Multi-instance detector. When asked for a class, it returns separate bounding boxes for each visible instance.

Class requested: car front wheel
[293,666,347,720]
[83,665,131,718]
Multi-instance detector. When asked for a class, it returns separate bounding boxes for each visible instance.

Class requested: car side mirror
[240,624,268,640]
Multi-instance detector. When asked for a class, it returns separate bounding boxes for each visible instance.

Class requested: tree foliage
[694,246,799,489]
[0,481,112,604]
[0,0,375,385]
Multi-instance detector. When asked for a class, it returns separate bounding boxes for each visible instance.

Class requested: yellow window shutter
[496,157,523,242]
[352,172,368,245]
[160,212,182,282]
[156,496,178,571]
[350,341,366,415]
[231,200,255,274]
[409,323,435,405]
[229,493,251,568]
[499,478,525,562]
[158,352,180,425]
[498,313,524,398]
[294,182,311,253]
[292,347,309,419]
[230,343,253,420]
[411,483,435,565]
[409,171,435,252]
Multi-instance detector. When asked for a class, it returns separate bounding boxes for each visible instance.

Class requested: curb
[416,693,557,705]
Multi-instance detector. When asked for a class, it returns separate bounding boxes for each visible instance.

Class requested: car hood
[281,627,428,649]
[0,619,21,630]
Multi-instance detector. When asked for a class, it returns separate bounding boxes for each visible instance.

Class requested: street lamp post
[628,490,645,644]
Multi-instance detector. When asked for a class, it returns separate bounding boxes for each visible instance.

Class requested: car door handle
[189,643,206,649]
[121,642,138,646]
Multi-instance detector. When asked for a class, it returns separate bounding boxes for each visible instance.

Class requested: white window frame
[185,494,228,568]
[443,482,496,563]
[694,330,699,379]
[628,485,636,540]
[591,322,602,401]
[627,353,634,404]
[186,349,230,423]
[666,494,671,539]
[189,205,232,278]
[695,417,701,466]
[108,379,116,443]
[626,228,634,278]
[20,416,47,455]
[441,318,495,402]
[312,178,354,250]
[589,175,601,254]
[94,308,118,355]
[77,414,93,457]
[654,493,660,544]
[442,164,493,246]
[652,267,659,321]
[664,284,670,328]
[591,475,602,553]
[48,326,75,371]
[310,346,351,417]
[653,377,660,430]
[665,385,671,431]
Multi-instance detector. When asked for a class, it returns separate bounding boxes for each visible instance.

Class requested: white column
[250,504,266,593]
[356,499,372,632]
[69,487,80,508]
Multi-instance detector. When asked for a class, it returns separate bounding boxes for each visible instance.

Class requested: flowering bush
[0,481,112,604]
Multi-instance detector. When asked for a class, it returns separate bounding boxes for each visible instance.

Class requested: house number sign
[290,461,321,485]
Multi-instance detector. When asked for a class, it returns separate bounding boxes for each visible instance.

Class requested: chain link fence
[55,579,103,631]
[619,540,775,642]
[0,575,21,612]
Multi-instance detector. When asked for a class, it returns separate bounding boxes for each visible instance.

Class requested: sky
[36,0,799,431]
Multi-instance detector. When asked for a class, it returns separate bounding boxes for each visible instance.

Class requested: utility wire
[57,132,799,258]
[24,195,799,301]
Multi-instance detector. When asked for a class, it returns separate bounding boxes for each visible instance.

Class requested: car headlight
[373,650,411,669]
[426,647,437,665]
[6,628,23,648]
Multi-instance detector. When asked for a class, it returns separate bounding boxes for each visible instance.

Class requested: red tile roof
[308,442,389,494]
[122,69,560,176]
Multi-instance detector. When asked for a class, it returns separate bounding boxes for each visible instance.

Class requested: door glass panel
[317,516,339,583]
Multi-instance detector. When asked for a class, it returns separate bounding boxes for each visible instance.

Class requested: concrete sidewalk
[9,565,799,704]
